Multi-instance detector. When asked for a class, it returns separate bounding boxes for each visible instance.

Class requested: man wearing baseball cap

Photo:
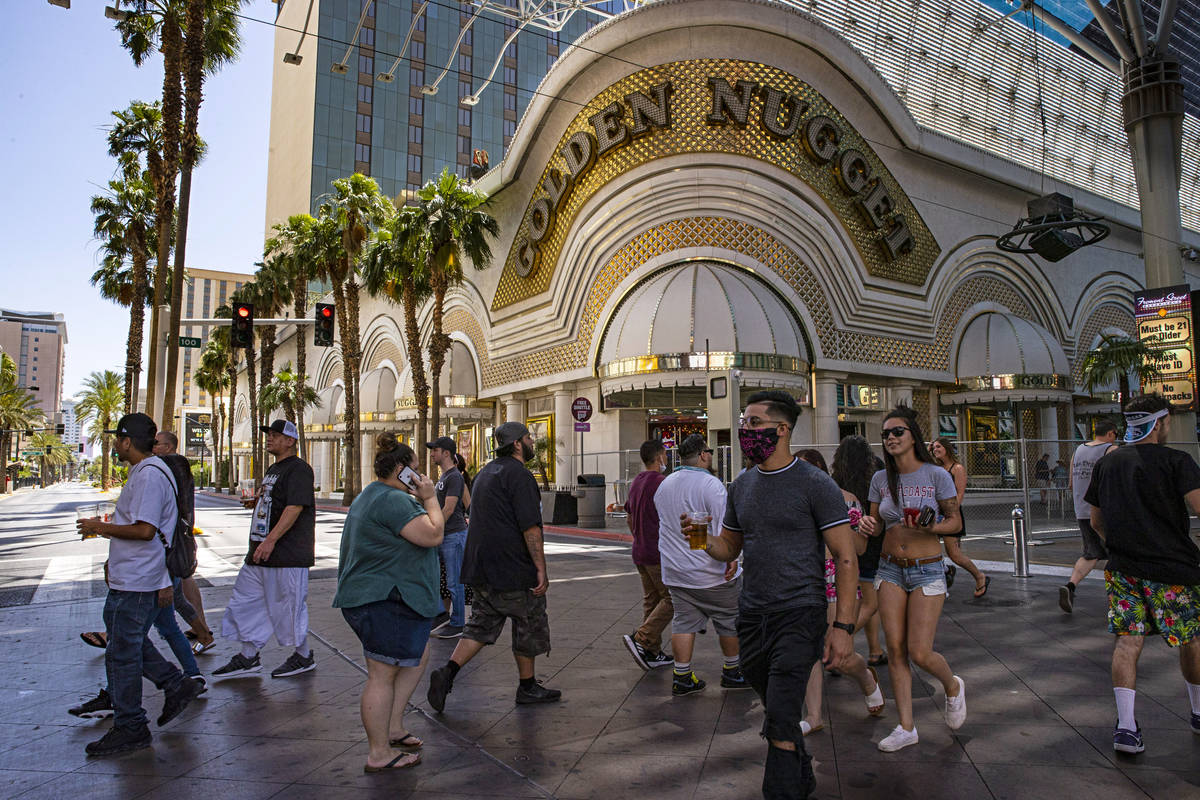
[213,419,318,680]
[427,421,561,711]
[427,435,469,639]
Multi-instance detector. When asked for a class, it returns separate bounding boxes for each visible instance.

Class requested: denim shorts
[341,588,433,667]
[874,557,948,596]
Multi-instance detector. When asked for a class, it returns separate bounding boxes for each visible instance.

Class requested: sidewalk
[0,535,1196,799]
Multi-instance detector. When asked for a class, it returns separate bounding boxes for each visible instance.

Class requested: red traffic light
[237,306,250,318]
[320,307,332,318]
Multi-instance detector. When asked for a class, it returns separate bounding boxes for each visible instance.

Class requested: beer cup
[685,510,712,550]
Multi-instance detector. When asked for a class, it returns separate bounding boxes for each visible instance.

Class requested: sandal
[389,733,423,748]
[799,720,824,737]
[364,752,421,773]
[864,667,885,716]
[867,652,888,667]
[80,631,107,649]
[973,576,991,599]
[191,638,216,655]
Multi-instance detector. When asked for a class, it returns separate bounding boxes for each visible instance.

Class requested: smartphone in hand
[398,466,420,490]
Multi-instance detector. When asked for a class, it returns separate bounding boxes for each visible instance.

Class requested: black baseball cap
[426,436,457,455]
[494,421,530,448]
[104,413,157,440]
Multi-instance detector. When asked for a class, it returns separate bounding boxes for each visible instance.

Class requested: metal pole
[1011,505,1029,577]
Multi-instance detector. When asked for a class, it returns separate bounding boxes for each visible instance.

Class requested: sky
[0,0,279,404]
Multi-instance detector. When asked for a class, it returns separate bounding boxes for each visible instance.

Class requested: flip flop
[185,631,198,641]
[80,631,107,649]
[865,667,885,716]
[973,576,991,599]
[867,652,888,667]
[389,733,423,748]
[799,720,824,737]
[364,752,421,773]
[191,639,216,655]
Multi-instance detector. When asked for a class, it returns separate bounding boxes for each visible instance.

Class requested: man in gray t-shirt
[1059,419,1118,613]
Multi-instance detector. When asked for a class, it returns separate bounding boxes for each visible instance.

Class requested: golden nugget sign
[514,75,917,278]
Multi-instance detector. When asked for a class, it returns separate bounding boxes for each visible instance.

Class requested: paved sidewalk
[0,535,1197,799]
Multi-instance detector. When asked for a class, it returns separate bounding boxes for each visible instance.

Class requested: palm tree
[362,206,433,460]
[414,169,499,444]
[1080,333,1172,402]
[195,338,231,490]
[75,371,125,491]
[318,174,395,504]
[213,304,240,488]
[91,171,156,413]
[260,362,322,458]
[0,356,42,495]
[29,432,71,488]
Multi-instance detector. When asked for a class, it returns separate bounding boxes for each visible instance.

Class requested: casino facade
[237,0,1200,495]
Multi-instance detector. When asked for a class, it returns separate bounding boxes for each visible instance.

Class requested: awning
[945,312,1073,405]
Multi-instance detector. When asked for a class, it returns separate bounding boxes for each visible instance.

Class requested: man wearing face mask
[427,422,561,711]
[696,391,859,800]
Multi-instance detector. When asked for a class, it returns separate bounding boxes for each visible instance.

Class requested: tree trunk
[227,363,237,489]
[1119,374,1131,402]
[162,164,191,432]
[346,277,365,503]
[212,394,223,492]
[294,284,308,459]
[1,432,9,494]
[401,280,429,467]
[101,432,111,491]
[125,234,149,415]
[258,326,278,474]
[331,279,358,504]
[428,279,449,469]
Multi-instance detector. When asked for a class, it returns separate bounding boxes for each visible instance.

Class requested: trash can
[575,473,607,529]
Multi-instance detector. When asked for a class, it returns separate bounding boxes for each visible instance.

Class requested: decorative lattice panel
[1072,303,1135,386]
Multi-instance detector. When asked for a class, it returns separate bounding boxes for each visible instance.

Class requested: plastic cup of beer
[686,511,712,550]
[76,504,99,540]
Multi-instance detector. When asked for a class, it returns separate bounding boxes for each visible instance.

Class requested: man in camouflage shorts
[1085,394,1200,754]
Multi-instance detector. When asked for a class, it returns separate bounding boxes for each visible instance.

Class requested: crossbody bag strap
[146,462,179,551]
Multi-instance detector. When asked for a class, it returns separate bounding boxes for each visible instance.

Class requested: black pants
[738,605,826,800]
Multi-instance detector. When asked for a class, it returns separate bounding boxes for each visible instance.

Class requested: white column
[1038,406,1060,462]
[554,388,575,486]
[890,384,914,409]
[360,431,376,484]
[314,440,329,498]
[812,372,845,446]
[505,397,526,426]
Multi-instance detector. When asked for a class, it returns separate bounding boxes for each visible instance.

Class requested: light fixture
[996,192,1109,262]
[330,62,348,74]
[47,0,70,8]
[104,4,130,20]
[283,52,303,66]
[375,72,394,83]
[420,85,438,95]
[461,94,480,106]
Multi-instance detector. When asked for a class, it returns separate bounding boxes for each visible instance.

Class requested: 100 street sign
[179,336,202,348]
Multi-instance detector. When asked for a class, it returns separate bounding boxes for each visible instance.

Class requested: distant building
[174,267,253,420]
[60,399,81,449]
[0,309,67,420]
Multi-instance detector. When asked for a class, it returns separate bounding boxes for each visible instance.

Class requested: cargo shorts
[463,584,551,657]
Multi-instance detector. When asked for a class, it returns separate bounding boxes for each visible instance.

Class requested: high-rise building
[60,399,81,449]
[0,309,67,420]
[176,268,252,413]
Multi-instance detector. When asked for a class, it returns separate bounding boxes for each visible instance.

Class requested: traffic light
[78,443,85,453]
[55,423,64,435]
[314,303,335,347]
[231,302,254,348]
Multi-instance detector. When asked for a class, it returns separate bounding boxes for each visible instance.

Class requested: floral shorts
[1106,570,1200,647]
[824,559,862,602]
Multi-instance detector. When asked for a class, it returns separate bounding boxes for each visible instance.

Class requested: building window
[359,27,374,46]
[459,80,472,98]
[408,153,422,173]
[356,113,372,133]
[458,134,471,155]
[458,107,472,127]
[409,96,424,115]
[503,66,517,84]
[359,54,374,74]
[416,13,425,32]
[366,0,375,16]
[408,125,423,144]
[458,53,472,72]
[411,41,425,60]
[503,118,516,138]
[462,26,472,46]
[409,67,424,86]
[356,142,371,162]
[504,92,516,112]
[358,84,373,103]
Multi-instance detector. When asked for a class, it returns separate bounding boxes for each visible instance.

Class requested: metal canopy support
[1157,0,1180,51]
[422,1,491,96]
[1121,0,1150,57]
[332,0,376,74]
[378,0,430,83]
[1084,0,1136,62]
[1023,1,1121,74]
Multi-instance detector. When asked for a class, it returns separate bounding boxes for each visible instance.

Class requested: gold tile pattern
[492,58,940,309]
[1071,304,1135,386]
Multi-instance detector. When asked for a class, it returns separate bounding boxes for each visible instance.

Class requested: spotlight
[330,62,348,74]
[283,52,303,65]
[420,85,438,95]
[376,72,395,83]
[996,192,1109,262]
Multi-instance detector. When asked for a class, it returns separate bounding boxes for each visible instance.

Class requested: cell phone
[917,506,936,528]
[398,466,420,490]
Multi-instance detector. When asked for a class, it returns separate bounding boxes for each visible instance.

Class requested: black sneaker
[271,651,316,678]
[85,724,151,757]
[644,649,673,669]
[212,653,262,679]
[427,665,455,713]
[69,689,114,719]
[1059,584,1075,613]
[157,675,203,727]
[944,563,957,589]
[720,665,750,689]
[622,633,654,671]
[672,671,706,697]
[190,675,208,695]
[434,624,464,640]
[516,681,562,705]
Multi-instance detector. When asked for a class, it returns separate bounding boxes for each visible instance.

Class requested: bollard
[1011,504,1029,578]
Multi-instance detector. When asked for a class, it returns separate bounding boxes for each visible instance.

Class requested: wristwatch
[831,621,854,635]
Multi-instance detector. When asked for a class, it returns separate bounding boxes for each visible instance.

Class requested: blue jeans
[153,578,199,677]
[439,529,468,626]
[103,589,185,730]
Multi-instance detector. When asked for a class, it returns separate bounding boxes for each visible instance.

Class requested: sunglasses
[703,448,714,454]
[881,426,911,440]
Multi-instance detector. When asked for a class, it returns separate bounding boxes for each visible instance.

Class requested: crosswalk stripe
[31,556,97,604]
[196,542,245,587]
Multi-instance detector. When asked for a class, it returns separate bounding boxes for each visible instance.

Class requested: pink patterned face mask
[738,427,780,464]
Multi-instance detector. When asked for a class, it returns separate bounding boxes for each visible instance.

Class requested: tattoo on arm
[522,526,546,571]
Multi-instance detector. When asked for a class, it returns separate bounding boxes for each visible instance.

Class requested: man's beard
[520,442,535,462]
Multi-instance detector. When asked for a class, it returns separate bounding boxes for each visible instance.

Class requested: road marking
[550,571,638,583]
[31,556,97,604]
[196,543,245,587]
[544,542,626,555]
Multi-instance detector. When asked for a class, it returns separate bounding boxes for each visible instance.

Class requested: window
[407,153,422,173]
[458,53,472,72]
[358,27,374,46]
[458,107,472,127]
[358,84,373,104]
[356,142,371,162]
[409,67,424,86]
[359,54,374,74]
[409,96,424,115]
[366,0,374,16]
[458,134,471,155]
[32,346,38,352]
[411,41,424,60]
[356,113,372,133]
[416,14,425,32]
[503,119,516,137]
[503,66,517,84]
[462,27,472,46]
[504,92,516,112]
[459,80,472,98]
[408,125,423,144]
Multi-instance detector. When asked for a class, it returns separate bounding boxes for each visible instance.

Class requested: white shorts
[221,565,309,649]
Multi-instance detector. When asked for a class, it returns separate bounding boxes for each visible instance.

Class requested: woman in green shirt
[334,433,444,772]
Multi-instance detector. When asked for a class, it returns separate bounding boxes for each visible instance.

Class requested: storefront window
[526,415,555,486]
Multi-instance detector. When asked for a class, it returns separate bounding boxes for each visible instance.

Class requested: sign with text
[184,412,211,458]
[571,397,593,422]
[574,422,590,432]
[179,336,201,348]
[1134,285,1197,411]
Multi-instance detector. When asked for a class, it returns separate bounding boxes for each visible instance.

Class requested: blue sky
[0,0,277,401]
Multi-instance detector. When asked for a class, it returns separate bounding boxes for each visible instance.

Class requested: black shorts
[464,584,551,657]
[1077,519,1108,561]
[737,605,826,745]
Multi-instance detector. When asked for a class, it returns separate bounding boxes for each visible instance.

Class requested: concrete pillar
[890,384,914,409]
[505,397,526,427]
[315,440,330,498]
[553,388,576,484]
[1038,406,1060,462]
[360,432,376,484]
[812,372,845,446]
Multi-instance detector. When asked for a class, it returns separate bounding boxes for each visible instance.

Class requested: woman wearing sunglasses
[867,407,965,752]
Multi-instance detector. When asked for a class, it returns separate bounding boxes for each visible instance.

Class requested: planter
[540,489,577,525]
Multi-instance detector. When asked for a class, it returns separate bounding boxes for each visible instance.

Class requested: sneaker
[69,688,114,719]
[190,675,208,696]
[157,675,203,727]
[427,665,455,713]
[515,681,562,705]
[1190,712,1199,735]
[644,650,673,669]
[85,724,151,757]
[672,671,706,697]
[1113,724,1144,754]
[434,625,464,640]
[945,675,966,730]
[212,653,262,679]
[720,665,751,689]
[878,724,919,752]
[1059,584,1075,613]
[621,633,652,671]
[271,651,316,678]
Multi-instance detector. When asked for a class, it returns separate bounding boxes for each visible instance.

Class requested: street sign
[179,336,202,348]
[571,397,593,422]
[574,422,590,432]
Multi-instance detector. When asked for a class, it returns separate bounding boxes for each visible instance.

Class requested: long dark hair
[374,432,416,479]
[882,406,936,504]
[796,448,827,473]
[933,436,960,469]
[831,435,875,507]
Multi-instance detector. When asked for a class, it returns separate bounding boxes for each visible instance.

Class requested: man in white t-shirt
[654,434,747,696]
[75,413,203,757]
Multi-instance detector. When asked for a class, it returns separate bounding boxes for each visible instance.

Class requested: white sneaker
[945,675,966,730]
[878,724,919,752]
